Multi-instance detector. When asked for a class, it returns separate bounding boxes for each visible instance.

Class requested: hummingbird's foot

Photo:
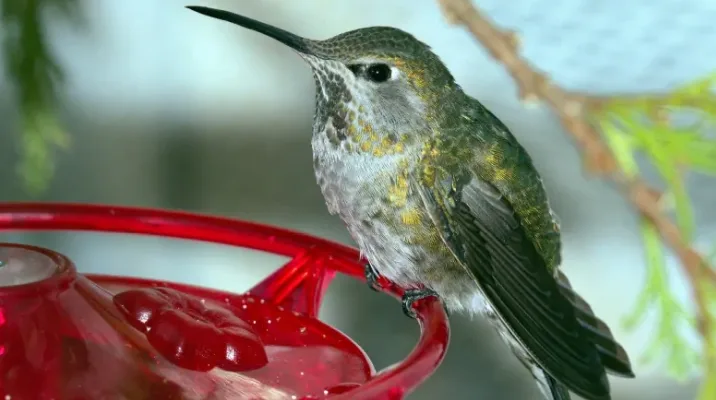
[401,288,448,319]
[364,263,382,292]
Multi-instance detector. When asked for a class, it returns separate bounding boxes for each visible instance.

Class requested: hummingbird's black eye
[366,64,392,83]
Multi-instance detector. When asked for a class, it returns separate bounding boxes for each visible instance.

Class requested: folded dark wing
[414,175,612,400]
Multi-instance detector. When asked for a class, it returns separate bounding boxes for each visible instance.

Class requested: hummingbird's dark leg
[401,288,449,319]
[364,262,382,292]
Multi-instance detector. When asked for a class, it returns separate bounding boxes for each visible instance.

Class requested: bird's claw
[364,263,382,292]
[401,288,448,319]
[365,267,449,318]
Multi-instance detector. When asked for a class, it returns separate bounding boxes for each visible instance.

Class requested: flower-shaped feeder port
[0,202,450,400]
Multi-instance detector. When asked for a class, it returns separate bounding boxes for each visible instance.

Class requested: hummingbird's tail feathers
[497,323,574,400]
[556,271,635,378]
[547,376,572,400]
[531,363,572,400]
[546,374,572,400]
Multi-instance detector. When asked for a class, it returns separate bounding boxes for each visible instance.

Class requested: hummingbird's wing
[413,174,614,400]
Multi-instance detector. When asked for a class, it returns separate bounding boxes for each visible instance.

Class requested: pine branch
[1,0,82,194]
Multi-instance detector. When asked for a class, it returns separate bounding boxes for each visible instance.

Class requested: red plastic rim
[0,202,450,399]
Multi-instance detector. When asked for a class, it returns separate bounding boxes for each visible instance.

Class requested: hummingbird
[187,6,635,400]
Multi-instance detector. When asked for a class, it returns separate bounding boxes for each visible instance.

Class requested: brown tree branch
[435,0,715,334]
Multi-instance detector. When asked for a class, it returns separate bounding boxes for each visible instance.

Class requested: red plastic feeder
[0,203,450,400]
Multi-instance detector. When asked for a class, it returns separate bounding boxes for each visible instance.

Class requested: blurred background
[1,0,715,398]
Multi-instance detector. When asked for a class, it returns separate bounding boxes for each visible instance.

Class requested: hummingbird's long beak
[186,6,313,55]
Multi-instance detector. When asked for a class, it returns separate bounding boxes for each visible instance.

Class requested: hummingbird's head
[188,6,462,153]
